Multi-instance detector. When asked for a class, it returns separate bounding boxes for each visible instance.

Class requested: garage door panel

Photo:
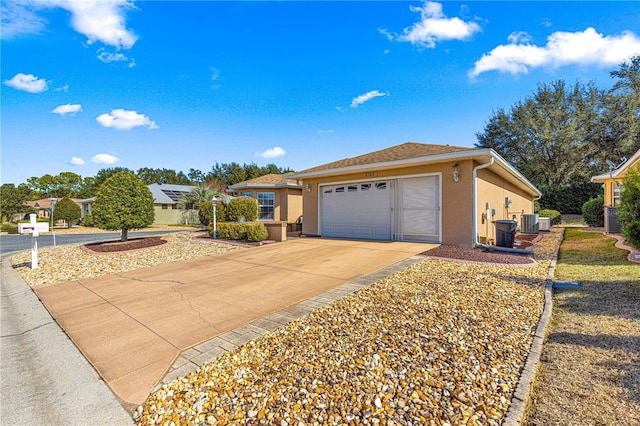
[401,176,439,242]
[321,182,391,240]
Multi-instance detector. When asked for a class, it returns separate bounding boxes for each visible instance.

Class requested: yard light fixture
[48,197,56,228]
[211,197,217,239]
[305,183,311,192]
[452,164,460,182]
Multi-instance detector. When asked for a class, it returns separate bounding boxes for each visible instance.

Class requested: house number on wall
[364,171,379,177]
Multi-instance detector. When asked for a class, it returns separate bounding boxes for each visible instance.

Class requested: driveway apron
[33,238,430,409]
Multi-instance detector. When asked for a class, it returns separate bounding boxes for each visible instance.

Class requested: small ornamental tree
[92,172,155,241]
[619,165,640,249]
[52,198,81,228]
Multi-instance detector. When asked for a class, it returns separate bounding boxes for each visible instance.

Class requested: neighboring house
[147,183,199,225]
[289,142,541,248]
[591,149,640,233]
[79,197,94,219]
[23,198,82,221]
[80,183,201,225]
[227,173,303,231]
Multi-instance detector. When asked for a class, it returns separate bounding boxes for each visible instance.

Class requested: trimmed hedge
[538,209,562,225]
[210,222,268,242]
[226,197,259,222]
[539,182,602,214]
[582,195,605,227]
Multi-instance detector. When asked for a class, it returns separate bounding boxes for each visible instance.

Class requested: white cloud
[97,48,136,67]
[350,90,388,108]
[55,84,69,92]
[56,0,138,49]
[508,31,532,44]
[470,27,640,77]
[1,1,137,49]
[395,1,481,48]
[3,73,48,93]
[255,147,286,159]
[69,157,85,166]
[318,129,334,134]
[0,1,47,39]
[52,104,82,116]
[91,154,120,164]
[96,109,158,130]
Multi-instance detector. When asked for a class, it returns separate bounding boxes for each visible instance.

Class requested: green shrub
[582,195,604,227]
[1,223,18,234]
[245,223,269,241]
[213,222,268,242]
[619,165,640,249]
[226,197,258,222]
[538,209,562,225]
[539,182,602,214]
[82,212,94,227]
[199,201,226,227]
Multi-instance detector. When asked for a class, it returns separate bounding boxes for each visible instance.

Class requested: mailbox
[18,214,49,236]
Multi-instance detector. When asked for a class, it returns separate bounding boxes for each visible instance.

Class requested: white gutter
[473,157,494,248]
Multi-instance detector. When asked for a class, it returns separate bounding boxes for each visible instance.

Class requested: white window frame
[257,191,275,221]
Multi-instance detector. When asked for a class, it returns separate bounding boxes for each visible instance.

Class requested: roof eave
[227,182,302,190]
[290,149,541,197]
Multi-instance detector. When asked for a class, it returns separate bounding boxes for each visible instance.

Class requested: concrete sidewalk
[32,238,432,411]
[0,256,133,425]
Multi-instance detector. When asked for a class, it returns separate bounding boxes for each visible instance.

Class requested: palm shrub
[619,165,640,248]
[92,172,155,241]
[52,198,82,228]
[582,195,604,227]
[226,197,259,222]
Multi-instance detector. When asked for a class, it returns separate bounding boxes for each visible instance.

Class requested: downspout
[472,157,494,248]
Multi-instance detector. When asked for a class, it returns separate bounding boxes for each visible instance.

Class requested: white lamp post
[212,197,217,239]
[48,197,56,228]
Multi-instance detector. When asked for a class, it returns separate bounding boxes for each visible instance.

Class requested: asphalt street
[0,230,182,255]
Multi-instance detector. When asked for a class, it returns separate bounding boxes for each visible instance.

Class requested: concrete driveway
[33,238,431,410]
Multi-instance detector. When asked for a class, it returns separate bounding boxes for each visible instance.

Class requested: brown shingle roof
[230,173,299,187]
[296,142,474,174]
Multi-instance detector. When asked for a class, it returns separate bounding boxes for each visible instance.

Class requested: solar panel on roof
[161,189,190,202]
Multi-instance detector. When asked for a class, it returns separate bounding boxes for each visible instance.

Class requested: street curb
[503,230,563,426]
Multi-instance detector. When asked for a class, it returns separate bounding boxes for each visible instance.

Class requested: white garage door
[398,176,440,242]
[321,181,392,240]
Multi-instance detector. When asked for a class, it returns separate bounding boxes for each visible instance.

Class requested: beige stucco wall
[475,168,534,244]
[236,188,302,224]
[300,160,535,247]
[300,160,478,247]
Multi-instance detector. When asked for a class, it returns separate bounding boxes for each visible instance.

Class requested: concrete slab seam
[503,232,563,426]
[160,253,427,392]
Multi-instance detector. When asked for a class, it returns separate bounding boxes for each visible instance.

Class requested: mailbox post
[18,214,50,269]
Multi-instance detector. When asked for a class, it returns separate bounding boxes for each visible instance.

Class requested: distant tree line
[476,55,640,213]
[1,163,292,222]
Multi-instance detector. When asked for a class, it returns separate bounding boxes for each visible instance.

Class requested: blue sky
[2,1,640,185]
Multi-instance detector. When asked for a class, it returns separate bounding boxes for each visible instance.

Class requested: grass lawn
[561,214,584,225]
[524,228,640,425]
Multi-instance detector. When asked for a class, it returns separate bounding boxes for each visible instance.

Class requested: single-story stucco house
[226,173,303,232]
[591,148,640,233]
[289,142,541,248]
[80,183,201,226]
[23,198,82,220]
